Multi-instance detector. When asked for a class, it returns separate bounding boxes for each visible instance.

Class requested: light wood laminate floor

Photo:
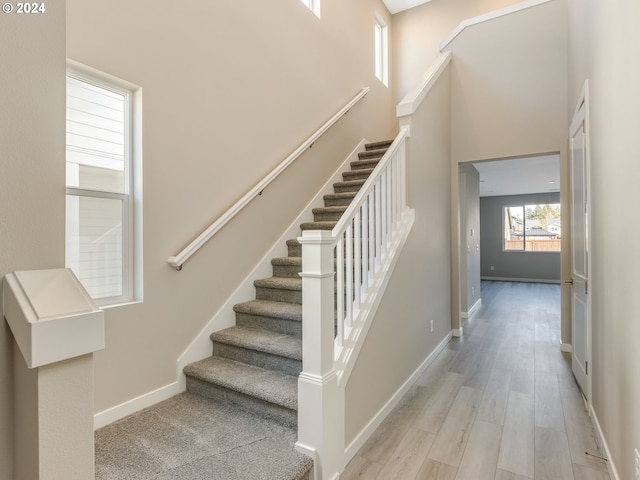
[342,281,611,480]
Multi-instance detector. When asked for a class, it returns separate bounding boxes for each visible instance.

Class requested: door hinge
[585,280,588,295]
[586,361,588,375]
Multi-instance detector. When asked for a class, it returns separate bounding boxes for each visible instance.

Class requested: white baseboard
[94,382,178,430]
[590,406,620,480]
[343,331,453,463]
[560,341,572,353]
[452,327,463,337]
[460,298,482,319]
[176,140,369,392]
[481,276,560,285]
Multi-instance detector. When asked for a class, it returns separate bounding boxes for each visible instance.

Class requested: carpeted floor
[95,392,312,480]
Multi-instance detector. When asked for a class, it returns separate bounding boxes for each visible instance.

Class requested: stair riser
[334,183,363,193]
[213,343,302,376]
[186,377,297,428]
[342,170,372,181]
[351,159,380,170]
[256,287,302,304]
[272,263,302,278]
[323,196,354,207]
[287,243,302,257]
[300,223,334,231]
[313,211,344,222]
[365,141,392,151]
[236,312,302,337]
[358,150,386,159]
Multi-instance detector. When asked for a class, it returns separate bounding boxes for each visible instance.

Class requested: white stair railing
[296,126,414,479]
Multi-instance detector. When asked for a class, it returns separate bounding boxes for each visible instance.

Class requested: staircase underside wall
[345,67,452,447]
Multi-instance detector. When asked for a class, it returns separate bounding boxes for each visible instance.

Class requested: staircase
[182,140,393,469]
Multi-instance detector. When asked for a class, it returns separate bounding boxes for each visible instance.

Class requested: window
[300,0,320,17]
[504,204,561,252]
[374,14,388,86]
[65,64,141,305]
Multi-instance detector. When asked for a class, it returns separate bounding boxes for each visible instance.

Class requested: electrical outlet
[430,319,434,333]
[472,286,475,298]
[635,448,640,480]
[491,265,495,271]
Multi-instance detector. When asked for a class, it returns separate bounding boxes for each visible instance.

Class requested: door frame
[568,80,592,408]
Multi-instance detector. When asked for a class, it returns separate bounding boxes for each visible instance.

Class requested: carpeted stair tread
[343,168,374,180]
[358,148,387,159]
[350,158,381,170]
[94,392,312,480]
[365,139,393,151]
[271,256,302,267]
[333,179,366,193]
[211,326,302,361]
[184,356,298,410]
[323,192,357,207]
[313,206,347,215]
[254,276,302,291]
[300,221,337,231]
[234,300,302,322]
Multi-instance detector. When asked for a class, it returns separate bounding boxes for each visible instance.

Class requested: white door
[569,83,590,401]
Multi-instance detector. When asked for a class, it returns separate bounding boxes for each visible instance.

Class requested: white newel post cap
[3,268,105,368]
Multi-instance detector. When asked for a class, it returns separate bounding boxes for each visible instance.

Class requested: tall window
[374,14,388,86]
[65,65,141,305]
[504,204,561,252]
[300,0,320,17]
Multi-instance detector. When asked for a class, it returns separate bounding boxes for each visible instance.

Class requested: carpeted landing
[95,392,312,480]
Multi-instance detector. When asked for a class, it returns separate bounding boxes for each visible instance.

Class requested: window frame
[65,61,142,307]
[502,203,561,253]
[374,13,389,87]
[300,0,320,17]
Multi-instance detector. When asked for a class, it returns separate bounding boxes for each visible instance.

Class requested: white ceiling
[383,0,433,15]
[472,155,560,197]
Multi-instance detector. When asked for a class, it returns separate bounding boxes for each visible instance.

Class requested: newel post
[296,230,344,480]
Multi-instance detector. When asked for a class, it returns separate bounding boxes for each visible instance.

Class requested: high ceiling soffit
[383,0,433,15]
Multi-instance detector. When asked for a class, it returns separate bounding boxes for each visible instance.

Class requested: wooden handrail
[167,87,370,270]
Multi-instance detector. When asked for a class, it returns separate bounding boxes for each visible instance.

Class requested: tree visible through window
[504,204,561,252]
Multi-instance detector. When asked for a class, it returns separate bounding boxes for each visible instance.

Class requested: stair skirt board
[344,332,453,464]
[176,139,370,392]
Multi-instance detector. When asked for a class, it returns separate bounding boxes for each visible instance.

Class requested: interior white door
[569,85,590,401]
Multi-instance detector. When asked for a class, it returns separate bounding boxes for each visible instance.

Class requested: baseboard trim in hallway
[591,406,621,480]
[344,331,453,463]
[460,298,482,319]
[560,341,573,353]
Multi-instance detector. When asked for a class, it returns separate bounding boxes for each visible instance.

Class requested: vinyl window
[65,65,141,305]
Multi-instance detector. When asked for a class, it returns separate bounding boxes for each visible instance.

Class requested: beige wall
[567,0,640,478]
[459,164,481,313]
[391,0,522,101]
[66,0,397,414]
[445,0,569,331]
[346,66,452,445]
[0,4,67,478]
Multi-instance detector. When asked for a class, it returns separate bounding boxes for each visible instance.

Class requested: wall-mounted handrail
[167,87,370,270]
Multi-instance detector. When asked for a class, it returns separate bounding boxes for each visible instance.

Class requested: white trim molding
[590,406,621,480]
[481,276,561,285]
[453,327,463,337]
[344,331,452,462]
[397,52,451,118]
[560,341,572,353]
[439,0,552,51]
[94,382,178,429]
[461,298,482,319]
